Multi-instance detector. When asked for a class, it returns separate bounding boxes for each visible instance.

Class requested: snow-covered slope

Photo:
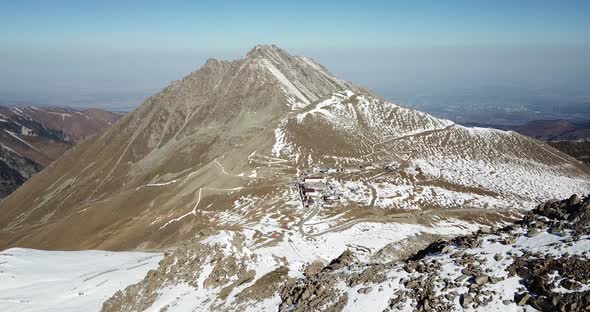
[102,195,590,312]
[277,194,590,312]
[0,248,162,312]
[273,90,589,210]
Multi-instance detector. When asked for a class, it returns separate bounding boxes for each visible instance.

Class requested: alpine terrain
[0,106,122,197]
[549,140,590,167]
[1,45,590,311]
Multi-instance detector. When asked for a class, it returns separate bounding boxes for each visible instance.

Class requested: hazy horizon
[1,1,589,116]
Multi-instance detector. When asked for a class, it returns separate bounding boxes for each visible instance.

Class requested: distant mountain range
[0,106,123,197]
[464,119,590,141]
[515,119,590,141]
[409,92,590,127]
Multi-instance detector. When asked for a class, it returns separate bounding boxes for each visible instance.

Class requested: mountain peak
[246,44,283,57]
[241,44,356,109]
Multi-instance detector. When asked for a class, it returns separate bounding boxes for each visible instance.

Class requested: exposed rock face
[0,105,122,198]
[101,233,259,312]
[509,256,590,311]
[279,271,347,312]
[325,250,356,271]
[0,147,41,197]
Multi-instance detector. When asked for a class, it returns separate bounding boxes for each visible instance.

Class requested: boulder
[450,251,465,259]
[480,227,492,234]
[460,293,473,307]
[441,245,453,254]
[325,250,355,271]
[405,281,419,289]
[474,275,489,285]
[527,228,540,237]
[549,226,562,235]
[515,292,530,306]
[357,287,373,294]
[568,194,581,206]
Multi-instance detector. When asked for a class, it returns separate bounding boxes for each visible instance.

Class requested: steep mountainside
[0,106,122,198]
[0,45,589,311]
[549,140,590,166]
[0,147,41,197]
[0,45,364,250]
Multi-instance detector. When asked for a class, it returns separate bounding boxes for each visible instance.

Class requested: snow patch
[0,248,162,312]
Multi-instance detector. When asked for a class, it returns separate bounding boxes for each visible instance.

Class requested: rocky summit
[1,45,590,311]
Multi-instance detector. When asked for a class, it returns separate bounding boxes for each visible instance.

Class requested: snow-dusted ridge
[249,45,357,110]
[271,90,589,211]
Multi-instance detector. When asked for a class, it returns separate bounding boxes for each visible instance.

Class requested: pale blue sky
[1,1,589,109]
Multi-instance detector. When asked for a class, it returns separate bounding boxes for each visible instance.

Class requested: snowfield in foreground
[0,248,162,312]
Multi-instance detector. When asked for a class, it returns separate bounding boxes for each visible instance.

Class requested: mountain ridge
[0,45,588,256]
[463,119,590,141]
[0,45,362,249]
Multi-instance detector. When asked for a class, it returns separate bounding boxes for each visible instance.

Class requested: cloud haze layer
[1,1,589,110]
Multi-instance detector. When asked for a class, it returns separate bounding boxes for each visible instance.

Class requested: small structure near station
[303,176,327,184]
[316,167,339,174]
[297,175,340,208]
[384,162,400,171]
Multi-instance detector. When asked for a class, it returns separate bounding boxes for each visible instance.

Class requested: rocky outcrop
[0,147,41,197]
[508,256,590,311]
[279,275,347,312]
[101,234,258,312]
[96,194,590,311]
[278,194,590,311]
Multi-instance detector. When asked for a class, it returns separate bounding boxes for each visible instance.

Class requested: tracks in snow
[362,124,455,159]
[297,206,511,238]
